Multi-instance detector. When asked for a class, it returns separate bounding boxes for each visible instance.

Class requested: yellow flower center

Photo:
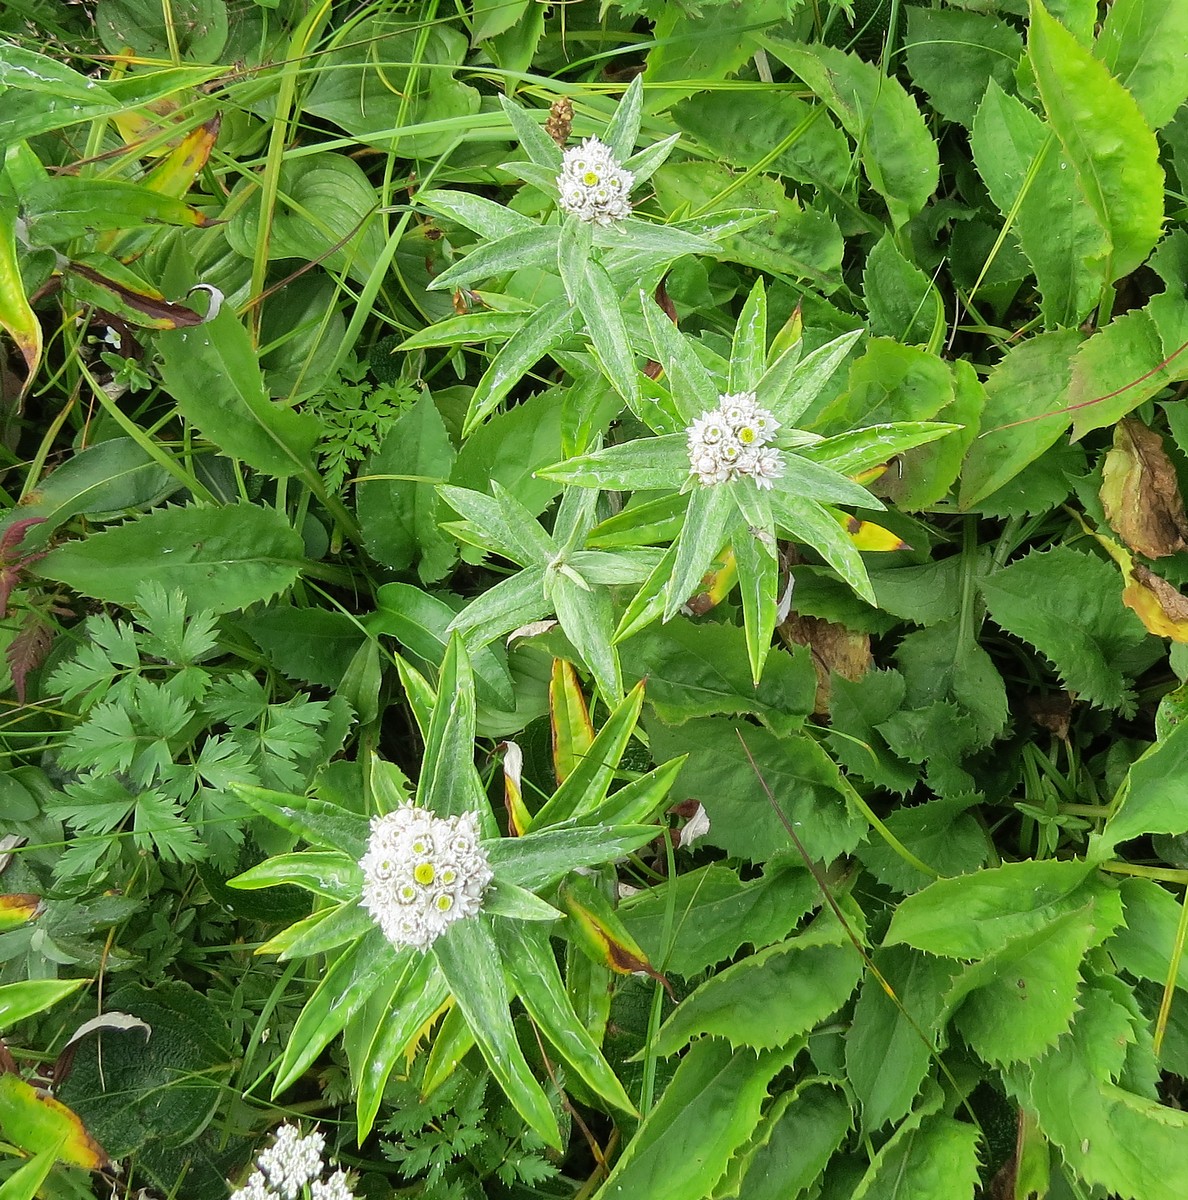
[414,862,436,886]
[583,170,599,186]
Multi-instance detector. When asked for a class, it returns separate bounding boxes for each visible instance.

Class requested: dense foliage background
[4,0,1188,1197]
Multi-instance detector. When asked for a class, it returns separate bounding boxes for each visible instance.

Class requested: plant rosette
[539,278,961,682]
[228,637,679,1147]
[409,75,767,435]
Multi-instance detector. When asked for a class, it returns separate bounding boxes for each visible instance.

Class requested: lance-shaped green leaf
[397,310,527,351]
[0,199,41,395]
[557,213,592,307]
[664,483,740,620]
[227,851,361,901]
[0,980,85,1033]
[229,785,369,858]
[640,291,720,419]
[799,422,960,477]
[445,565,548,647]
[486,824,658,890]
[582,757,686,828]
[734,524,781,685]
[417,188,537,239]
[565,548,664,584]
[621,131,681,185]
[438,482,556,566]
[579,257,641,407]
[496,920,636,1113]
[758,328,863,427]
[1097,0,1188,131]
[730,278,768,394]
[427,227,560,293]
[433,916,561,1148]
[589,493,687,549]
[274,931,406,1093]
[559,874,670,989]
[778,454,885,509]
[1029,0,1164,281]
[23,177,212,243]
[615,543,681,643]
[538,433,689,491]
[769,493,875,604]
[464,302,577,435]
[530,679,646,829]
[355,953,448,1141]
[260,902,374,961]
[597,218,722,263]
[547,567,623,701]
[482,880,562,922]
[499,93,564,168]
[418,636,490,824]
[604,73,645,162]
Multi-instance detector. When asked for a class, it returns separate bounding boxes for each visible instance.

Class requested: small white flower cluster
[686,392,785,488]
[556,136,635,226]
[359,804,493,952]
[230,1124,354,1200]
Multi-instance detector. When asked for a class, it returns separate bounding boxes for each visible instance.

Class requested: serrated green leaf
[1097,0,1188,130]
[1098,720,1188,854]
[851,1113,981,1200]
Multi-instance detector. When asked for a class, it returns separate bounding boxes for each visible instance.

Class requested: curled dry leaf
[1100,418,1188,558]
[778,612,872,715]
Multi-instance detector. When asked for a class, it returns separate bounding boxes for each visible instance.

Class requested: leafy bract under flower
[359,804,493,952]
[687,392,784,488]
[556,136,634,226]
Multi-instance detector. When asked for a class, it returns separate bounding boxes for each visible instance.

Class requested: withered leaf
[778,613,871,716]
[1100,418,1188,558]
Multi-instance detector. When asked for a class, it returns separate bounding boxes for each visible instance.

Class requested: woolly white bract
[359,804,493,951]
[556,136,635,226]
[686,392,784,488]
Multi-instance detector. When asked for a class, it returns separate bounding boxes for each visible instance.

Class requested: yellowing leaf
[0,894,42,933]
[1100,418,1188,558]
[1081,519,1188,642]
[835,512,908,552]
[0,1075,109,1170]
[549,659,594,785]
[686,546,737,616]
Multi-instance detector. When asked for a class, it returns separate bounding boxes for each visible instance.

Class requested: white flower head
[256,1125,325,1200]
[687,391,784,488]
[556,136,635,226]
[311,1170,356,1200]
[359,805,493,952]
[230,1171,275,1200]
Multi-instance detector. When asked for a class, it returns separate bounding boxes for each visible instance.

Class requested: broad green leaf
[651,160,844,287]
[847,946,959,1133]
[1097,0,1188,130]
[654,911,863,1054]
[598,1036,803,1200]
[1098,720,1188,854]
[157,310,320,480]
[863,234,943,347]
[950,886,1123,1066]
[23,177,210,243]
[433,916,561,1147]
[1109,877,1188,988]
[904,8,1024,127]
[94,0,227,59]
[372,582,515,709]
[672,89,850,192]
[357,393,456,582]
[1007,983,1188,1200]
[827,669,920,794]
[0,41,115,103]
[225,152,384,286]
[886,858,1097,958]
[851,1113,981,1200]
[721,1083,852,1200]
[0,979,84,1033]
[1029,0,1164,280]
[958,329,1082,508]
[619,863,817,978]
[817,339,954,435]
[242,607,365,690]
[304,16,480,158]
[36,503,306,614]
[621,618,817,736]
[8,437,177,550]
[763,37,939,228]
[979,545,1149,712]
[648,719,867,864]
[971,81,1110,328]
[858,795,988,895]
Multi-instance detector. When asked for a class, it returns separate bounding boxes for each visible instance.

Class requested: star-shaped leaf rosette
[539,279,961,683]
[227,638,679,1148]
[405,76,763,436]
